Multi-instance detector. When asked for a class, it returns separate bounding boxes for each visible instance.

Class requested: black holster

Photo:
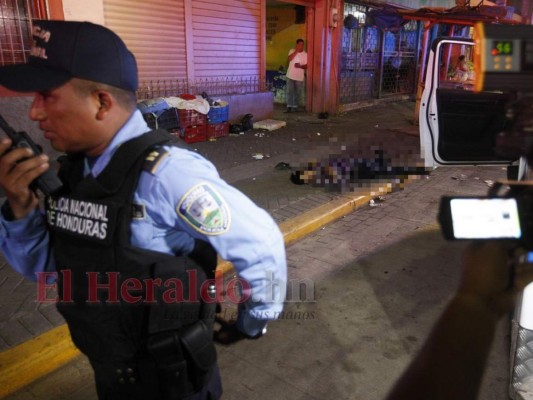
[147,320,216,399]
[146,253,218,399]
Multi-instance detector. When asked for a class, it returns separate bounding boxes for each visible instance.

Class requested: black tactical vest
[46,130,217,399]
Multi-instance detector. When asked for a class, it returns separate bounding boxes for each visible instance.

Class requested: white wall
[61,0,105,24]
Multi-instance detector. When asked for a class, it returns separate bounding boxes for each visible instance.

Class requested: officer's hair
[71,79,137,111]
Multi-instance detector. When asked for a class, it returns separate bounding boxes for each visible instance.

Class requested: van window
[437,43,475,91]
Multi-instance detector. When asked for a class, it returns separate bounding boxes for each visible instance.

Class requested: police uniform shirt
[0,110,287,336]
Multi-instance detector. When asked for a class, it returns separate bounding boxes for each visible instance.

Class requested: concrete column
[311,0,340,115]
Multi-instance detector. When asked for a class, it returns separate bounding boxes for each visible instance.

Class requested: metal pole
[377,27,385,99]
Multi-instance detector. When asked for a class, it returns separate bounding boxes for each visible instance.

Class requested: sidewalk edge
[0,325,79,398]
[0,182,396,397]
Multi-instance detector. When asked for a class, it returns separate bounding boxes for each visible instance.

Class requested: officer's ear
[94,90,113,120]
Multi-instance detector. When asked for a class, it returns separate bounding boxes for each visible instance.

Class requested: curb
[0,180,403,398]
[0,325,79,398]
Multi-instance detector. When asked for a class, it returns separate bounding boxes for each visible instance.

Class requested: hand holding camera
[439,180,533,247]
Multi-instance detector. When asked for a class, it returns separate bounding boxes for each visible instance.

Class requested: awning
[397,5,521,26]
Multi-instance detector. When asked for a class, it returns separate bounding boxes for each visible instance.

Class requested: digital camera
[439,184,533,248]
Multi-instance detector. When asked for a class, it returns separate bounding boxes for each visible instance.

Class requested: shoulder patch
[177,183,231,235]
[143,149,170,174]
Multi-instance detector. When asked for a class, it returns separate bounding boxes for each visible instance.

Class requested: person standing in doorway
[285,38,307,113]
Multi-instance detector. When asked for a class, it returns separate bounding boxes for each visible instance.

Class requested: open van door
[419,37,516,168]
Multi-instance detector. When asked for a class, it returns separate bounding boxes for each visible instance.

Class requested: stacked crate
[178,109,207,144]
[206,101,229,140]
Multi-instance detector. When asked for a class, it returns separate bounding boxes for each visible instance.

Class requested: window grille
[0,0,47,66]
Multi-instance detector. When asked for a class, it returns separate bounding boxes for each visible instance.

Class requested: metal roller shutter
[191,0,262,78]
[103,0,187,84]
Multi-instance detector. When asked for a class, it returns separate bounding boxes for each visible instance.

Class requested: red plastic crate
[181,125,207,144]
[178,109,207,127]
[207,122,230,140]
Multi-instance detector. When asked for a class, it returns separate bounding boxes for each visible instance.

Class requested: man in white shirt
[285,38,307,113]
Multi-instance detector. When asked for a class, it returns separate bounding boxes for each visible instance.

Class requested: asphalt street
[6,163,510,400]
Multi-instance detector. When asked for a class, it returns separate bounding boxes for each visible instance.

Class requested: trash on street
[275,162,291,170]
[451,174,467,181]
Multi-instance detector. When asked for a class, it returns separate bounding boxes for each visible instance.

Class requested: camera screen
[450,198,522,239]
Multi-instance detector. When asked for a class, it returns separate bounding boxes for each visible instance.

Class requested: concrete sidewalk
[0,100,428,396]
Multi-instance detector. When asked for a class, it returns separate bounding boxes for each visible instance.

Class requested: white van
[419,24,533,400]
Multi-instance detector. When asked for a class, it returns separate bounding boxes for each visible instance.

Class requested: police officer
[0,20,287,400]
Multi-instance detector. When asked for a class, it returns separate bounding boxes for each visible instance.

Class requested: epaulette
[143,147,171,174]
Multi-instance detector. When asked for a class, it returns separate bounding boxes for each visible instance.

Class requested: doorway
[266,1,308,108]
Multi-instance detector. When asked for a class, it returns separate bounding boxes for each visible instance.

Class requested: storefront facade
[1,0,521,124]
[339,1,421,108]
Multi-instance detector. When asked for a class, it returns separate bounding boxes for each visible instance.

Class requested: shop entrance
[265,1,309,108]
[340,1,420,106]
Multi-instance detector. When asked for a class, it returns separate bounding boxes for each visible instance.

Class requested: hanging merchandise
[344,14,358,30]
[366,7,408,33]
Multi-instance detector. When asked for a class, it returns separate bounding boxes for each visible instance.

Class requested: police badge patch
[177,183,231,235]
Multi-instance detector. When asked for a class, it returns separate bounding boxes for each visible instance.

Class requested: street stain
[342,361,365,374]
